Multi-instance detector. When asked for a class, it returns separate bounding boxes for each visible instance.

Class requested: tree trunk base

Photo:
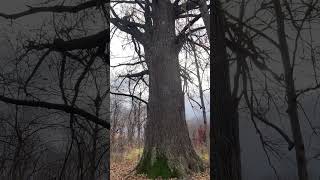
[136,148,204,178]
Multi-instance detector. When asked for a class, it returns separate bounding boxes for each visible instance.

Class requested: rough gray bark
[198,0,210,39]
[135,1,204,178]
[272,0,309,179]
[211,0,242,179]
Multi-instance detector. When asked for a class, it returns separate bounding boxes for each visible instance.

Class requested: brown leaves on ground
[111,147,210,180]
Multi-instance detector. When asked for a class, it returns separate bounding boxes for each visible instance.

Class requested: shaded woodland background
[0,0,110,179]
[212,0,320,179]
[0,0,319,180]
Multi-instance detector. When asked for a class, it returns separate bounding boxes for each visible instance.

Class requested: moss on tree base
[136,149,204,179]
[136,150,179,179]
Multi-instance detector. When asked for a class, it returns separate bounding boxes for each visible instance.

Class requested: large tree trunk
[272,0,309,179]
[136,1,204,178]
[211,0,242,179]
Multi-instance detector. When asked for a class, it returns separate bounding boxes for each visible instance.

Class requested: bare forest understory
[110,146,209,180]
[110,123,210,180]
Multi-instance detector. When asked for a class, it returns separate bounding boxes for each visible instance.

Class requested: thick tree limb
[110,7,146,44]
[177,14,202,38]
[111,60,145,67]
[26,29,109,52]
[0,95,110,129]
[175,1,198,17]
[119,70,149,78]
[0,0,101,19]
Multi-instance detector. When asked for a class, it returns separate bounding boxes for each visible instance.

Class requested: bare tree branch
[0,95,110,129]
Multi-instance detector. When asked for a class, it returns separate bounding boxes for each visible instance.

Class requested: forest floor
[110,146,209,180]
